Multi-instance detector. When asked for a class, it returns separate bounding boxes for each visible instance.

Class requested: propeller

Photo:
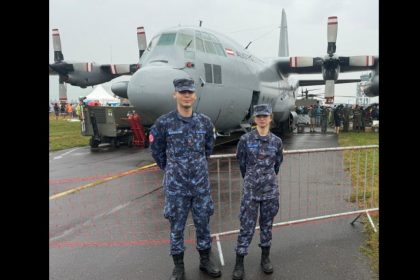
[289,16,377,99]
[51,29,67,103]
[50,28,94,101]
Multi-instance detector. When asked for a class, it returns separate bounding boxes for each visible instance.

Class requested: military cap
[173,78,196,92]
[253,104,272,116]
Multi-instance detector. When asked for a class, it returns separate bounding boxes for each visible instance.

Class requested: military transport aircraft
[49,27,147,102]
[52,10,378,135]
[109,9,378,134]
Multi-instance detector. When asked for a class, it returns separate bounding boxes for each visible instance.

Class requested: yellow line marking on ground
[49,163,157,200]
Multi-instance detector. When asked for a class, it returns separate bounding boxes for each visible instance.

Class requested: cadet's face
[174,90,196,108]
[255,115,272,128]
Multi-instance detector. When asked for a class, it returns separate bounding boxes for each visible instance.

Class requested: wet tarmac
[49,129,377,280]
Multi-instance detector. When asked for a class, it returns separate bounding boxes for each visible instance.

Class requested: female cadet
[232,104,284,280]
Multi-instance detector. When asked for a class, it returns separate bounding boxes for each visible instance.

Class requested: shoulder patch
[149,133,154,143]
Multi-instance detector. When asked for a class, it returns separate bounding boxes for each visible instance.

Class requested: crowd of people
[51,102,79,120]
[50,98,130,121]
[296,102,379,134]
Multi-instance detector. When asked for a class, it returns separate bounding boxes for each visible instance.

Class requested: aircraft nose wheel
[89,137,100,148]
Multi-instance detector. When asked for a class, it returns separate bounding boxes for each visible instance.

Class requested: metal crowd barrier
[50,145,378,260]
[208,145,379,265]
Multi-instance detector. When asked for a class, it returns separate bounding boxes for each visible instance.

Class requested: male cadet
[150,78,221,280]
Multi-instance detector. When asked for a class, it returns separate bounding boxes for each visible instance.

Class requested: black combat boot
[198,248,222,277]
[260,246,273,274]
[232,254,244,280]
[170,252,185,280]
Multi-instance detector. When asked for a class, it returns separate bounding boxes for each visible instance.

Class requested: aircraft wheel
[89,137,99,148]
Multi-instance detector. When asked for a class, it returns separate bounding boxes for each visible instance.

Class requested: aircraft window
[208,33,219,43]
[204,63,213,83]
[201,32,212,41]
[196,38,205,52]
[213,65,222,84]
[177,33,195,49]
[157,33,176,46]
[213,43,226,57]
[195,31,203,39]
[203,40,217,55]
[148,35,159,50]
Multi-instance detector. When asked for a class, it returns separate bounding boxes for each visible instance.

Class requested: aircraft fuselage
[126,26,296,132]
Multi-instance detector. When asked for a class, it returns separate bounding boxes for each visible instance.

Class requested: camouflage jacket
[236,130,283,201]
[150,110,215,196]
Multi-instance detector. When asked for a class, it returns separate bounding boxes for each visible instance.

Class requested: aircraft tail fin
[278,9,289,57]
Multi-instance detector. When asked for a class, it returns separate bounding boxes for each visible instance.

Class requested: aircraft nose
[127,64,192,124]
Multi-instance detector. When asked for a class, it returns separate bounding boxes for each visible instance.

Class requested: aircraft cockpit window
[195,31,203,39]
[147,35,159,51]
[196,37,205,52]
[213,43,226,57]
[208,33,219,43]
[157,33,176,46]
[176,33,195,50]
[203,40,217,55]
[201,32,212,41]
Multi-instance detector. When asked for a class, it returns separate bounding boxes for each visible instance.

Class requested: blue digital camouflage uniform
[235,127,283,255]
[150,110,216,255]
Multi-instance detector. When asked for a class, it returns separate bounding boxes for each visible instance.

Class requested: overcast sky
[49,0,378,104]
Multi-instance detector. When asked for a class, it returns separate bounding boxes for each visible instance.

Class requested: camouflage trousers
[164,193,214,255]
[235,196,279,255]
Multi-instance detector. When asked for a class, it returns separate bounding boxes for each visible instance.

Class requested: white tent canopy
[85,85,120,104]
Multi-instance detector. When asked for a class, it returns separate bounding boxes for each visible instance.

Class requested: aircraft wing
[100,64,139,75]
[298,79,361,87]
[260,55,378,79]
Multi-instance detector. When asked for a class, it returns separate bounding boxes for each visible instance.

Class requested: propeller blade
[324,80,335,104]
[58,76,68,103]
[137,26,147,58]
[290,57,314,67]
[327,16,337,56]
[52,28,64,62]
[348,55,375,67]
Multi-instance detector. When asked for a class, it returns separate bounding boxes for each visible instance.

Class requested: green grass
[49,114,90,151]
[338,131,379,275]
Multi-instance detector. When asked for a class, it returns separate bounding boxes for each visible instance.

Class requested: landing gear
[89,137,100,148]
